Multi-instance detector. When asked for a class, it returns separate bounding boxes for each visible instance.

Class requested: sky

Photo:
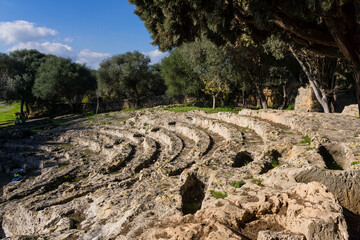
[0,0,168,69]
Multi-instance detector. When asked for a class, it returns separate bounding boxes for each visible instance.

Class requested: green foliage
[229,180,246,188]
[271,158,279,168]
[286,105,295,110]
[210,190,228,199]
[5,50,46,112]
[33,55,96,112]
[351,161,360,166]
[254,178,264,185]
[98,51,165,106]
[300,135,311,145]
[182,203,201,215]
[160,48,203,99]
[180,38,233,108]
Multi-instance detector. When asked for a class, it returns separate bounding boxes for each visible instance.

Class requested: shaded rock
[295,85,322,112]
[342,104,359,117]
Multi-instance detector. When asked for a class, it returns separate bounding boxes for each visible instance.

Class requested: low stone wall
[31,95,175,116]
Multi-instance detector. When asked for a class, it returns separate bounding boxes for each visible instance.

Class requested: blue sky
[0,0,167,68]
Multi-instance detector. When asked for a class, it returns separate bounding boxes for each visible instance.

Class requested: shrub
[286,105,295,110]
[210,190,228,199]
[229,180,246,188]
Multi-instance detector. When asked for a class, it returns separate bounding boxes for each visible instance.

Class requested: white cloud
[144,49,168,64]
[8,42,109,69]
[77,49,110,69]
[0,20,57,44]
[8,42,76,58]
[64,37,74,43]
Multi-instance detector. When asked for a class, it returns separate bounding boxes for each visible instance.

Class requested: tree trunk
[242,89,245,106]
[355,68,360,116]
[325,17,360,116]
[20,99,24,116]
[25,102,30,116]
[248,71,268,109]
[254,84,268,109]
[289,46,330,113]
[96,95,100,114]
[279,85,288,110]
[212,95,216,109]
[133,88,140,109]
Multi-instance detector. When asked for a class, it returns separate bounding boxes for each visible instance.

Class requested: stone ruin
[0,108,359,239]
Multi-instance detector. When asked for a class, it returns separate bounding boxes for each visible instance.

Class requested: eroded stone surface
[0,109,359,239]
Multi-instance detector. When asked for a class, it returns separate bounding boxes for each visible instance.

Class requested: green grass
[285,105,295,110]
[210,190,228,199]
[300,135,311,145]
[254,178,264,185]
[229,180,246,188]
[271,158,279,168]
[182,203,202,215]
[0,103,20,126]
[350,161,360,166]
[163,106,240,114]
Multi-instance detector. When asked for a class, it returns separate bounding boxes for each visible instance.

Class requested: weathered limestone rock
[0,109,359,239]
[295,85,322,112]
[342,104,359,117]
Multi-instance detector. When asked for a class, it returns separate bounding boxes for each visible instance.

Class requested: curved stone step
[183,114,244,144]
[148,127,183,162]
[238,109,360,170]
[128,137,159,173]
[99,125,144,145]
[165,121,211,157]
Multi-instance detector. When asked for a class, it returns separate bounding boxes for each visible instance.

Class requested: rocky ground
[0,108,359,240]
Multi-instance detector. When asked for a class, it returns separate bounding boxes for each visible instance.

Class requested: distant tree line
[0,49,97,115]
[0,42,355,115]
[130,0,360,114]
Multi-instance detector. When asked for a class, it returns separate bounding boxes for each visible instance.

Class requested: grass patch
[286,105,295,110]
[300,135,311,145]
[60,144,73,149]
[271,158,279,168]
[229,180,246,188]
[351,161,360,166]
[0,103,20,126]
[254,178,264,185]
[51,118,69,127]
[121,108,143,112]
[87,114,98,121]
[182,203,201,215]
[163,106,240,114]
[210,190,228,199]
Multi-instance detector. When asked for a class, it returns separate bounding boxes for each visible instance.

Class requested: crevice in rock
[151,127,160,132]
[261,150,281,174]
[169,161,195,176]
[202,135,214,156]
[67,210,86,230]
[318,146,343,170]
[0,223,5,238]
[232,152,253,168]
[134,142,161,173]
[343,207,360,240]
[295,168,360,238]
[180,174,205,215]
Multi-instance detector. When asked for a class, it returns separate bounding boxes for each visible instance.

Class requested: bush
[286,105,295,110]
[229,180,246,188]
[210,190,228,199]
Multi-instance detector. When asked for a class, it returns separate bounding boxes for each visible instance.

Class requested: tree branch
[273,12,337,48]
